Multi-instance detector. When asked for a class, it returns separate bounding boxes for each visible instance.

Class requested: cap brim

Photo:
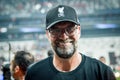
[47,19,79,29]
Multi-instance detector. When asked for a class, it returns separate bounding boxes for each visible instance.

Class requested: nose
[59,31,69,40]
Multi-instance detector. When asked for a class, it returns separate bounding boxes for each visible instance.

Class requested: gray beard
[52,41,77,59]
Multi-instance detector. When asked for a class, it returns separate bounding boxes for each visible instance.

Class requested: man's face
[10,60,19,79]
[47,21,80,59]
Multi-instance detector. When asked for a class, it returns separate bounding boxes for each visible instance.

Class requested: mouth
[57,40,73,47]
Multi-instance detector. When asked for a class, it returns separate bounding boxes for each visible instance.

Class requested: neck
[53,52,82,72]
[15,76,25,80]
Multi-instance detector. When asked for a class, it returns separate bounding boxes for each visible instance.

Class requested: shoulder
[82,54,110,70]
[25,57,53,79]
[27,56,52,72]
[83,54,103,64]
[81,54,116,79]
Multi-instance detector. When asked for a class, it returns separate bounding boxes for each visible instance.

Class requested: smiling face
[47,21,81,59]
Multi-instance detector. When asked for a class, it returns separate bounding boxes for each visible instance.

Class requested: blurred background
[0,0,120,79]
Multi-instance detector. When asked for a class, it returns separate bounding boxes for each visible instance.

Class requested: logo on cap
[58,7,64,17]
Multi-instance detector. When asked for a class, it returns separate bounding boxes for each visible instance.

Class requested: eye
[66,26,75,33]
[49,29,60,35]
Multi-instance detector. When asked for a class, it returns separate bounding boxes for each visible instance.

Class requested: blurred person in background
[47,49,54,57]
[10,51,34,80]
[0,56,5,67]
[0,56,5,80]
[0,56,5,72]
[99,56,106,64]
[25,5,116,80]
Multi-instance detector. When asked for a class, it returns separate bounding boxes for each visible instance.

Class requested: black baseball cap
[46,5,80,29]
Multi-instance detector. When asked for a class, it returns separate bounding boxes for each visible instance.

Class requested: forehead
[52,21,75,29]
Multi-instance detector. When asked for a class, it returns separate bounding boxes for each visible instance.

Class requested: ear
[77,25,81,38]
[46,30,50,39]
[14,65,20,73]
[78,25,81,33]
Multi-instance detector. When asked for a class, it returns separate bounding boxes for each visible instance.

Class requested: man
[25,5,116,80]
[10,51,34,80]
[99,56,106,64]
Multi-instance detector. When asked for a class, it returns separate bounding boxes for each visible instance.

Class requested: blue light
[20,28,42,32]
[0,74,3,80]
[95,24,117,29]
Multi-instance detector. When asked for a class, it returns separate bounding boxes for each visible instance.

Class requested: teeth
[59,42,70,45]
[63,40,72,43]
[60,42,66,44]
[57,40,73,45]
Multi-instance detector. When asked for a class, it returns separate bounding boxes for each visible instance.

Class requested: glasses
[48,25,78,37]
